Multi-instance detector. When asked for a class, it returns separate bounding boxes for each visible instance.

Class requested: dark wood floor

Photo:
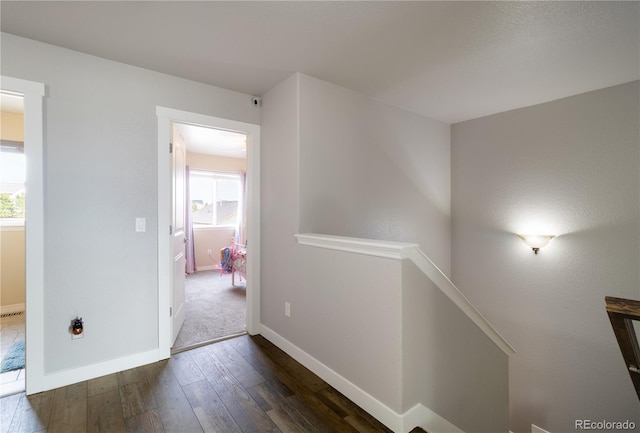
[1,335,427,433]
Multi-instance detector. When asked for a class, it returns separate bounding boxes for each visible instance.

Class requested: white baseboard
[195,265,218,271]
[403,404,463,433]
[40,348,163,392]
[1,303,25,315]
[259,325,462,433]
[0,379,25,398]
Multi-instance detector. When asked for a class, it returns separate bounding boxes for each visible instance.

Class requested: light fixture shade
[519,235,555,254]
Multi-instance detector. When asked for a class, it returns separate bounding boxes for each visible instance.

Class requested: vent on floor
[0,311,25,318]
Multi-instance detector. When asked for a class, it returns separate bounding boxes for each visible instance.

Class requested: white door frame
[156,107,260,358]
[2,76,46,394]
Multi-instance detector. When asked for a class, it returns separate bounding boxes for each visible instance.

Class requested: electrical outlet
[135,217,146,232]
[207,249,212,256]
[285,302,291,317]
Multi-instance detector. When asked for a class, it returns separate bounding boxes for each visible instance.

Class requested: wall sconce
[519,235,554,254]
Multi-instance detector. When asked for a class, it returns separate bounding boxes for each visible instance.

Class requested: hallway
[1,335,401,433]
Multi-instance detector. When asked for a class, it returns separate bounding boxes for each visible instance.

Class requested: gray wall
[298,74,452,275]
[260,72,453,416]
[402,260,508,432]
[260,73,303,342]
[451,81,640,433]
[261,74,404,412]
[1,33,259,373]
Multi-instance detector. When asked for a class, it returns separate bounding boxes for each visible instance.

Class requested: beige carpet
[173,270,246,351]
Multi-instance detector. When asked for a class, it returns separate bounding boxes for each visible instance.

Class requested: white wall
[451,81,640,433]
[1,33,259,377]
[298,74,452,275]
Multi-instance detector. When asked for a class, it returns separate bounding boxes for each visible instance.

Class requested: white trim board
[2,75,46,395]
[259,325,462,433]
[194,265,218,271]
[157,107,261,359]
[41,349,160,392]
[0,304,25,315]
[295,233,419,260]
[294,233,516,356]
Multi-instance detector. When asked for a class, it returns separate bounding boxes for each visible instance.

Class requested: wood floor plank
[242,345,359,433]
[117,366,157,419]
[316,388,392,433]
[0,334,396,433]
[345,414,390,433]
[182,379,243,433]
[167,352,205,387]
[143,360,204,433]
[124,409,165,433]
[286,394,338,433]
[87,389,126,433]
[265,407,306,433]
[207,340,266,389]
[242,351,295,399]
[251,382,320,433]
[226,335,260,358]
[252,336,329,393]
[88,374,118,398]
[48,382,88,433]
[6,390,54,433]
[190,347,275,433]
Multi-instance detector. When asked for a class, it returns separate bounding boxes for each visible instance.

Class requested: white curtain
[185,165,197,274]
[236,171,247,244]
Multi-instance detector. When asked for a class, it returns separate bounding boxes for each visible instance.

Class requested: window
[189,170,241,227]
[0,141,25,226]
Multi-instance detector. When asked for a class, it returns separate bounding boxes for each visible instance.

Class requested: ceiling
[1,1,638,124]
[0,92,24,114]
[175,123,247,159]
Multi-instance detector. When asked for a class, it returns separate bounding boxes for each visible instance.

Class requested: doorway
[156,107,260,359]
[172,122,249,352]
[0,76,45,396]
[0,91,26,396]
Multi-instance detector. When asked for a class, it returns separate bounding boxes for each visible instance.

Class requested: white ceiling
[0,92,24,114]
[175,123,247,159]
[1,1,638,124]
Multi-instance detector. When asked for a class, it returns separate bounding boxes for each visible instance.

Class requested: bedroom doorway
[0,91,26,397]
[156,107,260,359]
[172,122,249,352]
[1,76,45,396]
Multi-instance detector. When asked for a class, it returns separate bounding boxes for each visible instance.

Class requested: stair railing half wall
[295,233,515,357]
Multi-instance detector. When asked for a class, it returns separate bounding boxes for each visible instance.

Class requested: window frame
[189,169,242,229]
[0,140,26,227]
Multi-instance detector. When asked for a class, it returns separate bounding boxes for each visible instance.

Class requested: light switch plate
[136,217,146,232]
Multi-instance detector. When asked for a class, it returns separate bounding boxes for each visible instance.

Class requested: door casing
[156,107,260,358]
[2,76,46,395]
